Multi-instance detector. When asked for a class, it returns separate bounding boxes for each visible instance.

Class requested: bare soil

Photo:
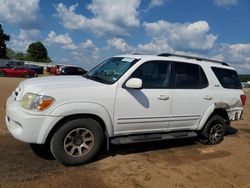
[0,77,250,188]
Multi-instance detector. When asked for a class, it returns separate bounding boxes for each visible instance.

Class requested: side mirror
[125,78,142,89]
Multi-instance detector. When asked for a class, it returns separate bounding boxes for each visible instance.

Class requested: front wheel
[200,115,225,145]
[50,118,104,166]
[0,72,6,77]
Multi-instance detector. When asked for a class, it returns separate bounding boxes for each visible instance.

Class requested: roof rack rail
[158,53,229,66]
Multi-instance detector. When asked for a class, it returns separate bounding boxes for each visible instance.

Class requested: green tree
[0,24,10,59]
[15,52,26,61]
[6,48,16,59]
[239,74,250,82]
[27,41,51,63]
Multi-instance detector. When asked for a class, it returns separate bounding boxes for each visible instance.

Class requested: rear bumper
[227,108,243,121]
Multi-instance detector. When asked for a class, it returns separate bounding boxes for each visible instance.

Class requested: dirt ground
[0,77,250,188]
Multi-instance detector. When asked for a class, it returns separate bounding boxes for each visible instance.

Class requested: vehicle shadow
[97,137,198,161]
[35,125,237,164]
[95,125,238,163]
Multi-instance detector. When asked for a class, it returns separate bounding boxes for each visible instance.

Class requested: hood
[15,76,104,101]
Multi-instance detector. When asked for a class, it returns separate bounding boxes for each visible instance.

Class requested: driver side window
[131,61,170,89]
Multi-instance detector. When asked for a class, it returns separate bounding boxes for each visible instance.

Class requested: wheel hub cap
[63,128,94,158]
[73,137,83,146]
[209,124,224,144]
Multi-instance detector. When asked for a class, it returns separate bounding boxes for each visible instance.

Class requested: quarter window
[211,67,242,89]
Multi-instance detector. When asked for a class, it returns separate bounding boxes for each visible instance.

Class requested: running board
[111,131,197,145]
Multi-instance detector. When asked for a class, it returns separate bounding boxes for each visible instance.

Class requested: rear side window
[211,67,242,89]
[170,62,208,89]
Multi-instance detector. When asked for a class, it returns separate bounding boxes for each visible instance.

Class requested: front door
[114,61,172,135]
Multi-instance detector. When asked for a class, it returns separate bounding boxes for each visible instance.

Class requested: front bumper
[5,95,58,144]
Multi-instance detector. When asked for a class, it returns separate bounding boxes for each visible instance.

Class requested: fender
[37,101,114,143]
[197,103,215,130]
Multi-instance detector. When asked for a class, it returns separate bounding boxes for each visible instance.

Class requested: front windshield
[85,57,139,84]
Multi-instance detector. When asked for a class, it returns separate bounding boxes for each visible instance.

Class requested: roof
[115,53,231,68]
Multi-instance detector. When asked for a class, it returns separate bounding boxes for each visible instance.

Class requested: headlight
[21,93,55,111]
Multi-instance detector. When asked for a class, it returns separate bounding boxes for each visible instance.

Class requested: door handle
[204,96,212,100]
[157,95,169,100]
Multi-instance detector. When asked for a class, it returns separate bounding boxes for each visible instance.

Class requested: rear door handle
[157,95,169,100]
[204,96,212,100]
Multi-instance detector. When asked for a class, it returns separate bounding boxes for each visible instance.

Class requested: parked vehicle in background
[0,60,24,68]
[24,65,44,74]
[5,53,246,166]
[60,66,87,75]
[0,67,37,78]
[47,65,63,75]
[7,60,24,67]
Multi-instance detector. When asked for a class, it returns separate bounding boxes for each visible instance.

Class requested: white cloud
[54,1,140,36]
[0,0,40,29]
[214,0,238,7]
[150,0,166,6]
[107,38,134,52]
[7,29,41,52]
[46,31,99,51]
[137,38,174,53]
[87,0,140,27]
[45,31,100,67]
[148,0,168,8]
[46,31,77,50]
[54,3,86,30]
[219,43,250,63]
[143,20,217,50]
[81,39,95,49]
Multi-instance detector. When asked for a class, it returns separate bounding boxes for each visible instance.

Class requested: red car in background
[0,67,37,78]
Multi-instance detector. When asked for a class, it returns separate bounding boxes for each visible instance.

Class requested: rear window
[211,67,242,89]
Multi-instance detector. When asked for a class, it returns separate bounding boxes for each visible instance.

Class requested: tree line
[0,24,51,63]
[239,75,250,82]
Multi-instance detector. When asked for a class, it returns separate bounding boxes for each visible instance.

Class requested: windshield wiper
[82,73,90,79]
[82,74,111,84]
[90,76,112,84]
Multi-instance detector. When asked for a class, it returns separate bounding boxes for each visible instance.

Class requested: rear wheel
[200,115,225,145]
[50,118,104,166]
[23,73,31,78]
[0,72,6,77]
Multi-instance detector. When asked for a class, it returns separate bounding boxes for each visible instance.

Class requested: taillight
[240,94,247,106]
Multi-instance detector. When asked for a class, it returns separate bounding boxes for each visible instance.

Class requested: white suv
[6,53,246,165]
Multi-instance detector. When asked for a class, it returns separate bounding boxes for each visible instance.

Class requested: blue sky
[0,0,249,73]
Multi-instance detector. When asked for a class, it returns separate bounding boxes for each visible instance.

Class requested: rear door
[169,62,211,130]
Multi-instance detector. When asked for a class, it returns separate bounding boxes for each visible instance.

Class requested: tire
[30,143,54,160]
[23,73,31,78]
[200,115,226,145]
[0,72,6,77]
[50,118,104,166]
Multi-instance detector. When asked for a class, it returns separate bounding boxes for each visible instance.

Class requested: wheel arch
[198,104,229,131]
[37,102,113,145]
[44,113,108,146]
